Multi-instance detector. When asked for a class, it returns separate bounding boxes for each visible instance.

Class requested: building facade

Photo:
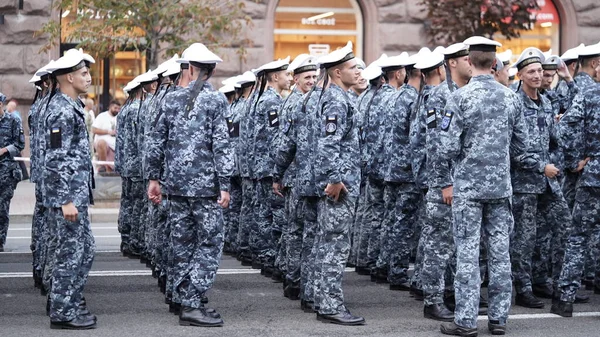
[1,0,600,106]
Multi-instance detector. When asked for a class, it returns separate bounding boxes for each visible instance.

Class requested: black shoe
[127,250,141,259]
[271,269,284,283]
[284,286,300,300]
[374,269,389,284]
[389,282,411,291]
[40,286,48,296]
[252,261,263,270]
[240,258,252,266]
[201,295,209,304]
[595,286,600,295]
[532,283,554,299]
[424,303,454,322]
[355,266,370,275]
[0,245,4,252]
[46,296,50,316]
[478,306,488,316]
[179,306,224,327]
[440,322,478,336]
[410,285,424,301]
[169,302,182,315]
[316,309,365,326]
[50,316,97,330]
[261,266,273,277]
[582,277,594,290]
[444,291,456,312]
[574,292,590,304]
[140,256,148,264]
[301,300,316,313]
[550,300,573,317]
[515,291,544,309]
[488,320,506,335]
[346,261,355,268]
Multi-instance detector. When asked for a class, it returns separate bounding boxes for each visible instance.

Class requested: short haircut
[109,100,121,107]
[469,51,496,70]
[581,56,600,68]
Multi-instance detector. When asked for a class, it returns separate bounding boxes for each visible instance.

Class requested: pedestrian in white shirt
[92,100,120,173]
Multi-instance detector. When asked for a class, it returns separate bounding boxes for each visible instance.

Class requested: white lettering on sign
[301,18,336,26]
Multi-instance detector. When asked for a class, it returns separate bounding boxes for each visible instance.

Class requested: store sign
[301,18,336,26]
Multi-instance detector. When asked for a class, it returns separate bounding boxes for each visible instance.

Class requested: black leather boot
[515,291,544,308]
[424,303,454,322]
[179,306,224,327]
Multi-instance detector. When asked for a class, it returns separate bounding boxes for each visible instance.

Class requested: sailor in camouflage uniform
[416,43,470,321]
[312,42,365,325]
[272,54,317,295]
[146,43,232,327]
[439,37,533,336]
[41,50,97,330]
[553,49,600,317]
[0,92,25,253]
[249,57,290,275]
[509,48,578,309]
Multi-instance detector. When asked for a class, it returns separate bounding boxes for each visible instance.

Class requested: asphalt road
[1,223,600,336]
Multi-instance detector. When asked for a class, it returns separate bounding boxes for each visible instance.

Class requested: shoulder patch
[440,110,453,131]
[50,127,62,148]
[426,109,437,129]
[325,116,337,136]
[268,110,279,127]
[282,119,292,135]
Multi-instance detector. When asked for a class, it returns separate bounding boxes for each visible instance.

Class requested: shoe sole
[489,328,506,335]
[316,316,366,326]
[424,313,454,322]
[179,319,223,327]
[515,301,544,309]
[50,323,97,330]
[440,326,478,336]
[550,308,572,317]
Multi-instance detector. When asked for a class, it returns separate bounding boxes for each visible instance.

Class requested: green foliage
[420,0,539,45]
[37,0,253,67]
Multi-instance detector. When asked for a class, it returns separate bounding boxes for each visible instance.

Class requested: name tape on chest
[268,110,279,127]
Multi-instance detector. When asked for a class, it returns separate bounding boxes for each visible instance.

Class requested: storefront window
[274,0,363,59]
[60,10,146,110]
[496,0,560,61]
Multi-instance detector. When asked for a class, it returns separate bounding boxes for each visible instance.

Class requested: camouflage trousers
[559,187,600,302]
[411,190,427,289]
[223,176,242,253]
[421,189,456,306]
[48,206,95,322]
[453,197,513,329]
[378,182,421,284]
[365,178,386,269]
[315,195,356,315]
[117,177,133,248]
[31,184,47,277]
[531,190,572,289]
[510,189,571,294]
[130,179,146,254]
[237,178,255,259]
[282,188,301,287]
[276,187,295,276]
[299,196,319,302]
[169,196,224,309]
[272,185,286,272]
[350,176,369,267]
[251,178,276,267]
[152,197,170,278]
[0,168,19,247]
[562,171,595,280]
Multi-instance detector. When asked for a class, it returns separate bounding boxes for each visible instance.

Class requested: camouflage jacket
[250,87,282,180]
[275,88,303,187]
[42,92,94,207]
[438,74,533,200]
[114,100,129,175]
[146,81,234,197]
[383,84,418,183]
[226,97,244,177]
[410,84,436,189]
[0,110,25,177]
[558,82,600,187]
[315,83,361,198]
[355,85,375,170]
[554,79,579,114]
[27,97,43,183]
[238,92,258,179]
[363,84,396,181]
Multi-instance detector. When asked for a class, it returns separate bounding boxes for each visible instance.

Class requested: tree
[420,0,539,45]
[38,0,253,68]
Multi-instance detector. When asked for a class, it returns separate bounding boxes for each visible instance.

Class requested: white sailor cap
[512,47,545,71]
[176,43,222,65]
[318,41,355,69]
[163,55,182,77]
[379,52,412,71]
[560,43,584,62]
[29,75,41,84]
[355,58,366,70]
[259,56,290,73]
[407,47,431,67]
[494,56,505,72]
[123,79,141,93]
[497,50,513,65]
[433,46,445,54]
[136,70,159,84]
[361,64,383,81]
[508,67,518,78]
[288,54,318,75]
[34,60,56,78]
[415,50,445,72]
[543,55,561,71]
[64,48,96,66]
[222,76,239,86]
[154,54,180,76]
[443,43,469,60]
[578,43,600,59]
[237,71,257,87]
[543,49,553,61]
[47,49,91,76]
[463,36,502,52]
[219,83,236,94]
